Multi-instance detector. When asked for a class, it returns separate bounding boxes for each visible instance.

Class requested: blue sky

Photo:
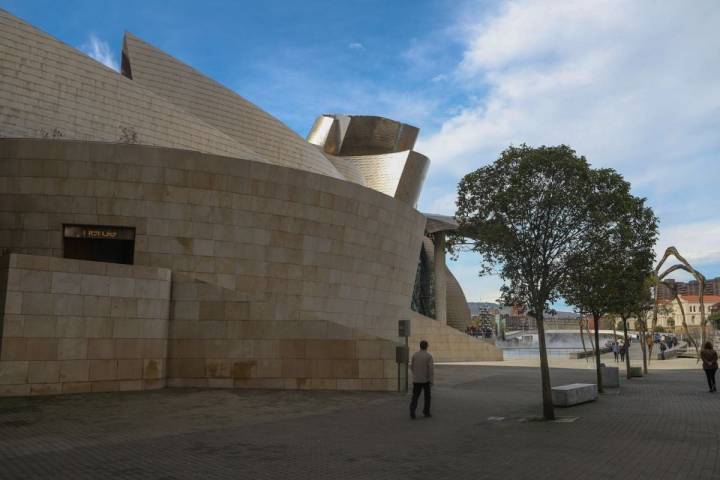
[4,0,720,305]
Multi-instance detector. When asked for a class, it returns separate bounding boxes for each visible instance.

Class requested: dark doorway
[63,225,135,265]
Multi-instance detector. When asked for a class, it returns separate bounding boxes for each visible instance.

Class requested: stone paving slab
[1,364,718,479]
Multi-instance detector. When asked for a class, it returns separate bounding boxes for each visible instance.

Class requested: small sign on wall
[63,224,135,241]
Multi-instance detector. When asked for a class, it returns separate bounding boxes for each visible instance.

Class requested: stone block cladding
[0,139,428,394]
[167,274,399,391]
[410,313,503,362]
[0,254,170,396]
[0,139,426,343]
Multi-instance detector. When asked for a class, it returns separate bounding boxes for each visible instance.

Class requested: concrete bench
[552,383,598,407]
[600,366,619,388]
[656,349,680,360]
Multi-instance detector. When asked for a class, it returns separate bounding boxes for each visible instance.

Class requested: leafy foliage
[709,312,720,330]
[562,171,658,321]
[452,144,602,314]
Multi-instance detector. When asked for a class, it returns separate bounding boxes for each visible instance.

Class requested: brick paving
[1,362,718,479]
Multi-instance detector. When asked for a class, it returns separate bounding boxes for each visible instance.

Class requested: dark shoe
[410,413,416,419]
[424,413,432,418]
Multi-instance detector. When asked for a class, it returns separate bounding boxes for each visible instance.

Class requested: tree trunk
[579,319,588,359]
[536,313,555,420]
[612,317,617,344]
[623,316,631,379]
[593,312,603,393]
[640,322,648,375]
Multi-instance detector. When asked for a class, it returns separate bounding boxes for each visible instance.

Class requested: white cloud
[417,0,720,265]
[657,220,720,266]
[80,34,119,71]
[423,190,456,215]
[348,42,365,50]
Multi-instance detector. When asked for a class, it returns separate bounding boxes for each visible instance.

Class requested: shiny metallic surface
[308,114,419,156]
[307,115,350,155]
[122,33,344,179]
[307,114,428,206]
[320,150,428,206]
[324,153,367,185]
[337,116,419,156]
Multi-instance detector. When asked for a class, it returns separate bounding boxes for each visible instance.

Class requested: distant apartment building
[657,277,720,300]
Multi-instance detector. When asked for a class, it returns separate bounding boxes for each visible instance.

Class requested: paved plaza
[2,348,718,479]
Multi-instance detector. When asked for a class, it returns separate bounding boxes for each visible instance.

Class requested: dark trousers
[704,368,717,391]
[410,382,431,416]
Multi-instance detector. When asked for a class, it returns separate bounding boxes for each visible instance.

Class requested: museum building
[0,9,501,396]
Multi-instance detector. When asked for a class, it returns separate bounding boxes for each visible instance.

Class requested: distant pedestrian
[619,343,626,362]
[700,341,718,393]
[612,342,619,362]
[409,340,434,419]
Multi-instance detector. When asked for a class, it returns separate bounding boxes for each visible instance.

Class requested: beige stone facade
[0,140,425,342]
[410,313,502,362]
[0,254,170,396]
[0,10,501,396]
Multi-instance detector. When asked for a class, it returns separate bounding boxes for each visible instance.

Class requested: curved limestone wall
[0,139,426,343]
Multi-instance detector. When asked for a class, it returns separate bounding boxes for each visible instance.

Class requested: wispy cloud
[236,47,440,133]
[348,42,364,50]
[79,34,119,71]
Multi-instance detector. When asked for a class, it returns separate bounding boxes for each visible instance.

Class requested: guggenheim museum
[0,9,501,397]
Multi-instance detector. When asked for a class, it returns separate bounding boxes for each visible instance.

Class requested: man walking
[409,340,434,419]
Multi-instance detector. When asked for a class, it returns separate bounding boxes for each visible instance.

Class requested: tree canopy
[562,168,657,320]
[452,145,609,316]
[451,144,656,419]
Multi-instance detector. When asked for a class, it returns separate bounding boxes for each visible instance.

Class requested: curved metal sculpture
[652,247,707,359]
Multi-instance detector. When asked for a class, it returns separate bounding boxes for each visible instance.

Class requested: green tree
[452,144,612,420]
[562,169,657,388]
[709,312,720,330]
[604,199,658,379]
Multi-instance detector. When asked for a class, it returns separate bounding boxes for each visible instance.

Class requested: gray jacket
[410,350,434,383]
